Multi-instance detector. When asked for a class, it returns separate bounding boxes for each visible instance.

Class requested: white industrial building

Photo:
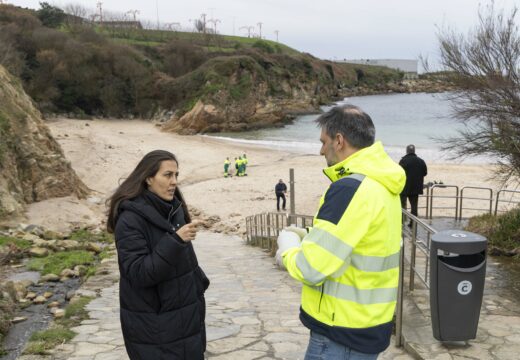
[340,59,419,79]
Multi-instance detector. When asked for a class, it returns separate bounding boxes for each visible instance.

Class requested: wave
[204,135,494,164]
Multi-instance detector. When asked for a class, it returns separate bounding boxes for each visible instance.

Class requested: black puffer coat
[399,153,428,195]
[114,190,210,360]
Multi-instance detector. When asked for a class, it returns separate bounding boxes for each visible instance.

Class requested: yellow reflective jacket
[282,141,405,354]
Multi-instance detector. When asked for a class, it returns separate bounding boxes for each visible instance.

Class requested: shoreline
[16,117,503,234]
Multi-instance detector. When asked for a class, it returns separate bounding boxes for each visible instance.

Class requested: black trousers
[276,193,286,211]
[401,194,419,217]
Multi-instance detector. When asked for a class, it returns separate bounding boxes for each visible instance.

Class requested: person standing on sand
[275,179,287,211]
[276,105,405,359]
[107,150,210,360]
[399,144,427,223]
[224,157,230,178]
[242,153,248,176]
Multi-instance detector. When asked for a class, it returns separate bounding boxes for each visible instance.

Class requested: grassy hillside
[0,4,403,126]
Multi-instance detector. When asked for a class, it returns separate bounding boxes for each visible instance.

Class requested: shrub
[466,207,520,256]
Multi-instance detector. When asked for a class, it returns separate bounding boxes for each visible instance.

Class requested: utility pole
[274,30,279,42]
[200,13,207,34]
[239,25,255,38]
[96,1,103,23]
[126,9,139,22]
[207,18,220,34]
[257,22,263,39]
[165,22,180,31]
[155,0,160,30]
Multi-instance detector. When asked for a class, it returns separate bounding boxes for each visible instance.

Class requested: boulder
[40,273,60,282]
[29,247,49,257]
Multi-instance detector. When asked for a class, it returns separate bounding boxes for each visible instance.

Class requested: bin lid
[431,230,487,253]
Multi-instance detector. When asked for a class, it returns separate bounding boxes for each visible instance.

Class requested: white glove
[284,225,308,240]
[275,230,301,269]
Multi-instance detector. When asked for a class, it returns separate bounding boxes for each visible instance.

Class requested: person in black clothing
[106,150,209,360]
[275,179,287,211]
[399,144,428,222]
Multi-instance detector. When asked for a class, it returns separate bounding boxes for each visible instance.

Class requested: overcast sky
[8,0,519,68]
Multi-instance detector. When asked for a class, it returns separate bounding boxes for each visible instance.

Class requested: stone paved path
[19,231,412,359]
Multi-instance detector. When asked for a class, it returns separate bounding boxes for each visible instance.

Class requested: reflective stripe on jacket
[282,141,405,354]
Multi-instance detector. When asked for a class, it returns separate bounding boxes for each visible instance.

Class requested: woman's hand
[176,222,200,242]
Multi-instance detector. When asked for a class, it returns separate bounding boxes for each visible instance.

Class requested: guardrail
[420,185,520,220]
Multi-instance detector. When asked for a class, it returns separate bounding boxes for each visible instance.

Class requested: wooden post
[288,168,296,225]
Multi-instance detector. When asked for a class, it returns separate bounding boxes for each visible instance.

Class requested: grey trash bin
[430,230,487,341]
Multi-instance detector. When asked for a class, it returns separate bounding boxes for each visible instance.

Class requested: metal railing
[246,212,313,253]
[395,209,437,346]
[419,185,520,220]
[494,189,520,215]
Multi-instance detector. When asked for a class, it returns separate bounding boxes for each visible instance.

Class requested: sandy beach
[22,117,503,233]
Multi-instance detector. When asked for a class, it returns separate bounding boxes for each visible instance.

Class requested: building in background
[340,59,418,79]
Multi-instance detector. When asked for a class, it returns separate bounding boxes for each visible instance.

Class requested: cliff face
[160,54,353,134]
[0,65,88,217]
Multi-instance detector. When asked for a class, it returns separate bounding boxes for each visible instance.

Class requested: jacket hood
[119,195,172,232]
[323,141,405,195]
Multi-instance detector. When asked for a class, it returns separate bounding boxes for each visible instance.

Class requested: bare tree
[438,3,520,184]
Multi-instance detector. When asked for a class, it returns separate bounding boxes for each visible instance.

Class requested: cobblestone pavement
[19,231,412,360]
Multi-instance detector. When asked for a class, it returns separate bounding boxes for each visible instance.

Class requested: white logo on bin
[458,280,472,295]
[451,233,467,238]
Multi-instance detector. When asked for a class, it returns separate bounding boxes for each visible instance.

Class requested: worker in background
[242,153,248,176]
[224,157,230,178]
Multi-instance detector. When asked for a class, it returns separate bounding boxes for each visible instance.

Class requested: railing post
[409,221,417,291]
[288,168,296,225]
[267,213,272,251]
[395,239,405,347]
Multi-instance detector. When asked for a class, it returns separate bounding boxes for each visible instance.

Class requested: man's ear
[335,133,345,150]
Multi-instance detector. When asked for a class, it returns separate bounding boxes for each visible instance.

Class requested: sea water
[209,92,491,164]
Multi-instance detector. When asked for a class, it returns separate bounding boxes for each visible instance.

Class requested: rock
[51,308,65,318]
[25,292,37,300]
[33,295,47,304]
[43,291,53,299]
[60,269,76,278]
[18,298,29,304]
[87,196,102,205]
[47,301,60,308]
[12,316,27,324]
[75,289,97,298]
[86,243,102,254]
[23,233,43,242]
[42,230,64,240]
[23,225,45,236]
[29,247,49,257]
[65,290,76,300]
[55,240,80,250]
[41,274,60,282]
[74,265,87,277]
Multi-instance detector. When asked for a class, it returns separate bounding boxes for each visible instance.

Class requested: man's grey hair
[315,104,375,149]
[406,144,415,154]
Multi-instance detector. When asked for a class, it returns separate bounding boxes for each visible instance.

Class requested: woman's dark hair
[106,150,191,233]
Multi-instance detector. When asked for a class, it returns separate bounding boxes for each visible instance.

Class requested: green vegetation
[466,207,520,257]
[0,235,32,250]
[0,289,17,356]
[69,228,113,243]
[24,296,93,355]
[24,327,75,355]
[27,250,95,275]
[0,4,404,127]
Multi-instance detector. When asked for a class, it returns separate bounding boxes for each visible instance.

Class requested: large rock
[0,65,89,219]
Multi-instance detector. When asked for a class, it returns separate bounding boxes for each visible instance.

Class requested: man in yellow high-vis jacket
[276,104,405,359]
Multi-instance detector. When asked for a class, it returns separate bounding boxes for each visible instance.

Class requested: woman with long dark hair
[107,150,209,360]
